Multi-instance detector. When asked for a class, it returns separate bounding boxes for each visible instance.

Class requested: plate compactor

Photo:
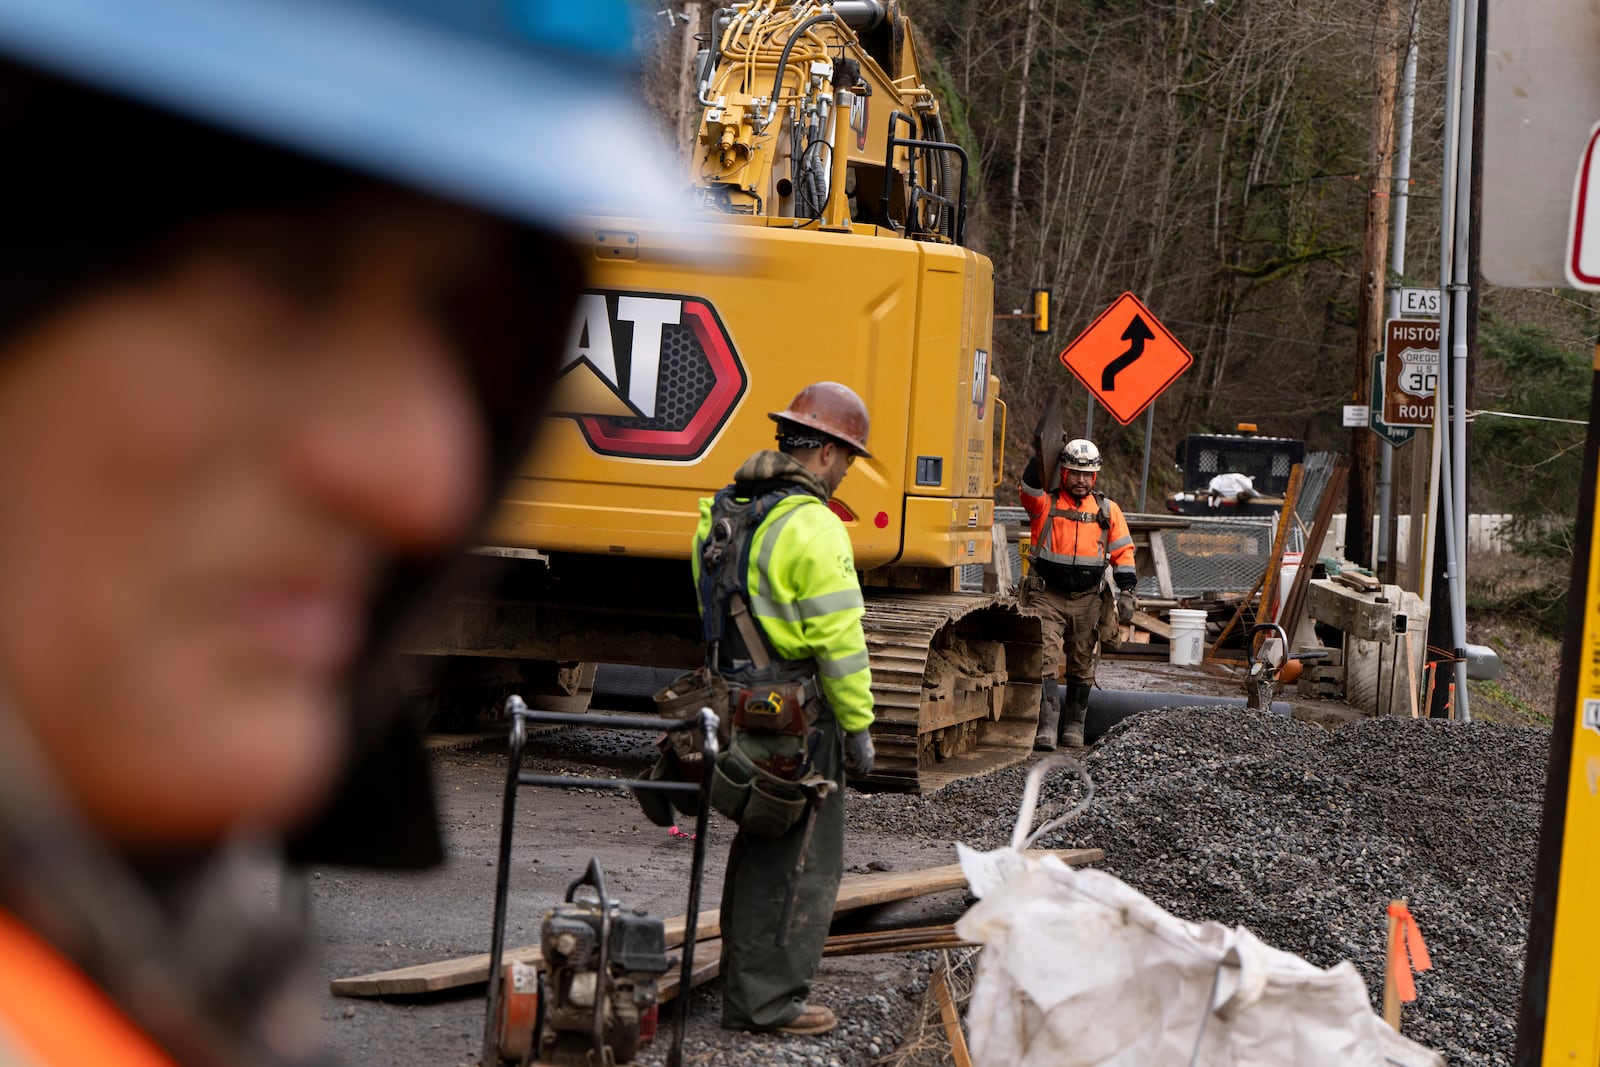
[497,861,670,1066]
[483,697,716,1067]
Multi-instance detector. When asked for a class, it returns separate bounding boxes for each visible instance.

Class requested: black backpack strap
[698,485,804,669]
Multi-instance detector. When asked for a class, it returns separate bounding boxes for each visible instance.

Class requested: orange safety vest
[0,909,178,1067]
[1019,486,1137,584]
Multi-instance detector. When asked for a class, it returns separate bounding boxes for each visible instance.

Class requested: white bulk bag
[955,845,1444,1067]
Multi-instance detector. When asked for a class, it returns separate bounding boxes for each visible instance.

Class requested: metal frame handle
[482,696,718,1067]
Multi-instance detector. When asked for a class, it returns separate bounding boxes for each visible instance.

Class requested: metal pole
[1379,0,1422,587]
[1139,401,1154,511]
[1427,0,1473,720]
[1085,393,1094,439]
[1425,0,1468,610]
[1445,0,1481,722]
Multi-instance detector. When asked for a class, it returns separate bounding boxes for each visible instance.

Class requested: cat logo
[554,290,747,460]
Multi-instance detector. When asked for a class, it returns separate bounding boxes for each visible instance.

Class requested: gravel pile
[850,707,1549,1066]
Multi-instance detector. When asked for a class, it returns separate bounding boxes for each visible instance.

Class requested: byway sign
[1370,354,1415,447]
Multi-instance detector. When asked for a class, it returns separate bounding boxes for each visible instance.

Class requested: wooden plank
[660,938,721,1002]
[982,522,1014,594]
[1147,530,1176,599]
[1281,462,1347,649]
[1382,898,1404,1029]
[1032,384,1064,493]
[1131,610,1172,640]
[1405,630,1419,718]
[330,907,720,998]
[1255,463,1305,629]
[330,849,1103,997]
[1333,570,1382,593]
[931,956,974,1067]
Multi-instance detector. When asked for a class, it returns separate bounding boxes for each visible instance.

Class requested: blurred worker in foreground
[691,382,877,1036]
[1020,438,1137,749]
[0,1,676,1064]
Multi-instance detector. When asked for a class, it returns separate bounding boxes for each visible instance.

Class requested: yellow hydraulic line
[822,88,853,230]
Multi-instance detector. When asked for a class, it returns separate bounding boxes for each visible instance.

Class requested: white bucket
[1168,609,1208,666]
[1276,552,1302,621]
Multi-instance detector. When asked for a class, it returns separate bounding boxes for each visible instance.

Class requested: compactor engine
[530,900,669,1067]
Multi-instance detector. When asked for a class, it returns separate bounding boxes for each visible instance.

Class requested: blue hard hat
[0,0,684,227]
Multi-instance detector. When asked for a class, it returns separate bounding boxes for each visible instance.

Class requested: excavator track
[856,591,1043,794]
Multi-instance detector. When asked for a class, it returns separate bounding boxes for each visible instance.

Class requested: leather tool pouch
[652,667,731,759]
[1097,581,1122,651]
[633,668,732,827]
[710,735,810,837]
[732,680,809,738]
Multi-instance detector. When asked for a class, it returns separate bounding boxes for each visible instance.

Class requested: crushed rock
[849,706,1549,1066]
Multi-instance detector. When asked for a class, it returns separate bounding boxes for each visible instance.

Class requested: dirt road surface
[309,656,1370,1066]
[311,721,970,1067]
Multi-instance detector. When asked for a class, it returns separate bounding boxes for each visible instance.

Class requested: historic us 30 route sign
[1059,292,1193,425]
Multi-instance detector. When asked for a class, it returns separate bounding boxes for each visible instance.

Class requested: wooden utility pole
[1348,0,1405,568]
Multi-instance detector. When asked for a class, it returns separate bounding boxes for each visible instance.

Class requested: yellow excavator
[409,0,1042,793]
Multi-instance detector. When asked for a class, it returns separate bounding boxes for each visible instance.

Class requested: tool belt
[1018,572,1101,604]
[643,593,822,836]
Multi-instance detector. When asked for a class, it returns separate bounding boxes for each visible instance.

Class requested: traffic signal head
[1031,288,1050,334]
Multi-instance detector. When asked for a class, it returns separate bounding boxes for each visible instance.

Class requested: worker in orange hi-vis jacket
[0,2,680,1065]
[1019,438,1138,749]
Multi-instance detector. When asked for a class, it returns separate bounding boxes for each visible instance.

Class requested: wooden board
[660,938,721,1002]
[1131,610,1172,640]
[1333,570,1383,593]
[330,849,1102,998]
[983,521,1014,594]
[1147,531,1176,599]
[1032,384,1064,491]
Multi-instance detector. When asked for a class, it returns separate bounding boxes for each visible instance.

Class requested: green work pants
[719,709,845,1030]
[1028,582,1101,686]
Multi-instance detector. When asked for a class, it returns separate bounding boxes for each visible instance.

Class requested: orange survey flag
[1386,901,1434,1002]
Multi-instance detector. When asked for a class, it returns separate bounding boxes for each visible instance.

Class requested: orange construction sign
[1059,292,1193,425]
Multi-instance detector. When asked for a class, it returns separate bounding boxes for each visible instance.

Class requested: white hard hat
[1061,438,1102,472]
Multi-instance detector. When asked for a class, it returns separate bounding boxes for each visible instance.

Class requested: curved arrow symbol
[1101,314,1155,391]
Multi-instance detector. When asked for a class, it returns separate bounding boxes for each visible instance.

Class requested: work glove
[1117,589,1137,625]
[842,729,876,777]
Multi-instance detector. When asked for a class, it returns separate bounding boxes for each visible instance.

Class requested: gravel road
[313,702,1547,1066]
[851,706,1548,1066]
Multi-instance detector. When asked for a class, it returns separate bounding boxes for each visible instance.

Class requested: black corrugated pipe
[1085,690,1292,745]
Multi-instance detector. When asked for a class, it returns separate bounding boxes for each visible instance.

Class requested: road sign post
[1058,292,1193,426]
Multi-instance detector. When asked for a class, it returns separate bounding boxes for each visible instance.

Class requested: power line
[1468,408,1588,427]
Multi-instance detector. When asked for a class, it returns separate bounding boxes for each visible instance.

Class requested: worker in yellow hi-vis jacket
[690,381,875,1037]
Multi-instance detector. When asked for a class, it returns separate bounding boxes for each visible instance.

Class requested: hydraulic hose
[760,10,836,130]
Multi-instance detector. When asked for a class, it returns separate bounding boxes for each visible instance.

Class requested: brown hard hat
[769,381,873,458]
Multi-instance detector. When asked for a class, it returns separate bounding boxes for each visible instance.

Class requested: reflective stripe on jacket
[1019,483,1136,587]
[0,909,178,1067]
[693,493,875,733]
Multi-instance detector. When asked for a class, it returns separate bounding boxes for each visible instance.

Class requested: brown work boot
[775,1003,838,1035]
